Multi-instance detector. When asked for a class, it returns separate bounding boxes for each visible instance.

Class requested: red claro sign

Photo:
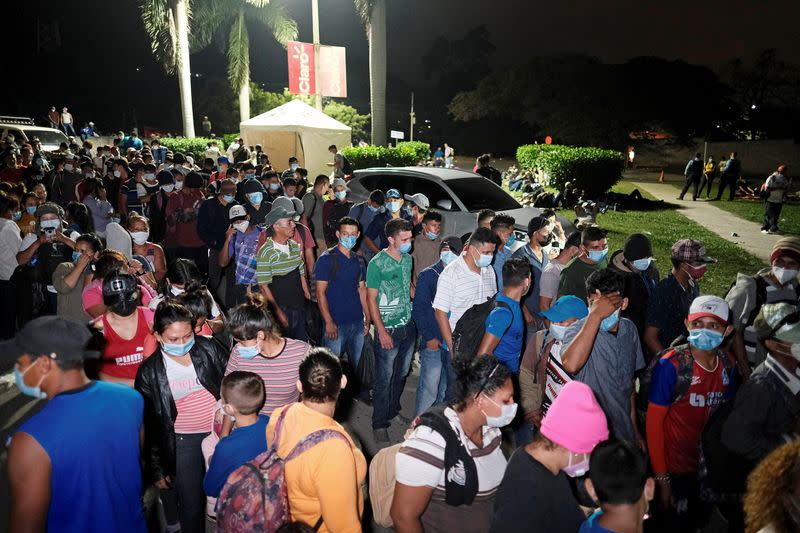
[288,41,315,95]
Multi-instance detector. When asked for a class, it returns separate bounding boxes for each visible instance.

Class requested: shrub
[516,144,623,195]
[396,141,430,164]
[342,144,428,170]
[221,133,240,148]
[159,137,221,161]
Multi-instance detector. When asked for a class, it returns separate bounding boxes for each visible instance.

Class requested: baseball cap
[623,233,653,261]
[243,180,265,194]
[157,170,175,186]
[540,295,589,323]
[671,239,717,264]
[403,193,430,210]
[263,206,298,227]
[541,381,609,454]
[386,188,402,200]
[0,316,99,364]
[440,235,464,255]
[102,271,138,299]
[688,295,729,324]
[218,156,230,165]
[228,204,248,220]
[754,303,800,344]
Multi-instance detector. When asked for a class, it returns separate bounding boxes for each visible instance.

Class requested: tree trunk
[174,0,195,137]
[368,0,387,146]
[239,76,251,124]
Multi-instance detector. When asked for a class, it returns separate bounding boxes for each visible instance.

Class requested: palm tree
[140,0,196,137]
[191,0,297,123]
[354,0,387,146]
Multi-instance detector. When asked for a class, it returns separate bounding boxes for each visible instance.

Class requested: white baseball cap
[228,204,247,220]
[688,295,729,324]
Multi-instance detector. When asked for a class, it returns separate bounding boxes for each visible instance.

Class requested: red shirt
[165,189,205,247]
[99,307,154,379]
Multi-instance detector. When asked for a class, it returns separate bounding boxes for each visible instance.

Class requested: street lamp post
[311,0,322,110]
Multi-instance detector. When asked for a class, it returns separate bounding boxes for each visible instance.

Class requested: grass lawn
[667,182,800,235]
[509,181,766,296]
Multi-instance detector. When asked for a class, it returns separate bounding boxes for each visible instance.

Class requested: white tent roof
[240,99,351,134]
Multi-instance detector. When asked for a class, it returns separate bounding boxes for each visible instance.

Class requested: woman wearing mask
[164,171,207,272]
[391,356,514,533]
[149,259,224,334]
[91,270,156,387]
[82,250,155,318]
[17,192,39,236]
[490,381,609,533]
[134,301,228,533]
[83,178,114,237]
[127,213,167,284]
[176,285,220,338]
[53,233,103,323]
[225,293,309,416]
[65,201,94,238]
[147,170,175,243]
[262,348,367,532]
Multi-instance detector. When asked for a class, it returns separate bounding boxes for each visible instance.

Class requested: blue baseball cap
[386,188,402,199]
[540,295,589,322]
[218,156,230,165]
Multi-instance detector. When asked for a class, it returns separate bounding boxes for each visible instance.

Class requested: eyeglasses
[474,362,500,399]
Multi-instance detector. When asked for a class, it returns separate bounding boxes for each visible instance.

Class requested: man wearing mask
[539,232,582,314]
[726,237,800,375]
[61,107,76,136]
[261,170,283,203]
[210,156,230,185]
[557,226,609,304]
[198,179,239,302]
[367,218,416,442]
[363,188,411,253]
[349,189,384,261]
[678,153,704,201]
[242,180,270,226]
[322,178,354,247]
[411,210,444,287]
[282,156,299,180]
[513,217,551,332]
[490,214,517,290]
[5,316,147,533]
[609,233,660,339]
[147,171,175,244]
[644,239,716,358]
[301,174,330,251]
[219,204,265,307]
[403,193,430,236]
[560,269,646,445]
[413,236,463,415]
[434,227,498,357]
[47,106,61,129]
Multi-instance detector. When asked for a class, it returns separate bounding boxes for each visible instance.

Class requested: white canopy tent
[239,100,352,178]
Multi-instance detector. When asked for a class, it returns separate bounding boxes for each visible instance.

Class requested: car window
[445,177,521,212]
[359,174,412,195]
[24,128,68,146]
[3,128,25,142]
[412,177,459,211]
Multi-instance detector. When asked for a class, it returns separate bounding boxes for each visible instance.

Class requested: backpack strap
[744,275,768,327]
[285,428,351,461]
[356,202,366,224]
[669,344,696,403]
[265,405,293,460]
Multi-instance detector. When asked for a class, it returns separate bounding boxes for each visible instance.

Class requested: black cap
[243,179,265,194]
[441,235,464,254]
[184,171,204,189]
[157,170,175,186]
[174,153,186,165]
[0,316,99,363]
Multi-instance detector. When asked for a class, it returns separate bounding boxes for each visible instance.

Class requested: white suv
[0,116,70,152]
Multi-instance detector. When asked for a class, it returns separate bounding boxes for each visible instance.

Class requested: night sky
[2,0,798,133]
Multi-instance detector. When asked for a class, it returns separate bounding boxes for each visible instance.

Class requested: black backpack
[451,295,510,361]
[698,400,752,497]
[342,155,353,175]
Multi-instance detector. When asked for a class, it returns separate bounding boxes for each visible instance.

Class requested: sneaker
[761,229,769,234]
[768,229,779,234]
[373,428,390,443]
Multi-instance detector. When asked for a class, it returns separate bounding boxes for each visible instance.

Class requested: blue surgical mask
[290,163,299,171]
[162,336,195,357]
[12,211,21,221]
[335,190,347,200]
[72,251,81,263]
[549,323,568,340]
[426,231,439,241]
[631,257,652,271]
[387,201,400,213]
[340,235,358,250]
[26,206,37,216]
[222,195,235,204]
[247,192,263,205]
[399,242,412,254]
[473,248,493,268]
[367,204,379,213]
[237,342,261,359]
[688,329,724,351]
[505,233,516,248]
[14,359,47,399]
[600,309,620,331]
[440,250,457,265]
[587,248,609,264]
[269,183,280,191]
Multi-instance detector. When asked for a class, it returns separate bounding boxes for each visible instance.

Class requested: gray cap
[263,206,298,227]
[404,193,430,210]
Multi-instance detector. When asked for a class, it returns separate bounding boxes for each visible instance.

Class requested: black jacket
[197,197,237,250]
[134,336,229,480]
[608,250,660,339]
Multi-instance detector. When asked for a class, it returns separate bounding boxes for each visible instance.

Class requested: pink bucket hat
[540,381,609,454]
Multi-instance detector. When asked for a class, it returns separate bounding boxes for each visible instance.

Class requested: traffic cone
[658,169,665,183]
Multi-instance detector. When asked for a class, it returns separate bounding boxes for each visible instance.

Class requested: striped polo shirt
[163,353,217,434]
[225,338,310,415]
[255,237,305,286]
[432,255,497,331]
[396,407,507,532]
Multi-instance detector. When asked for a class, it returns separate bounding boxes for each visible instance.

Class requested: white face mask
[64,164,74,172]
[549,323,568,340]
[143,173,156,182]
[161,184,175,193]
[773,266,798,286]
[481,394,518,428]
[130,231,149,245]
[233,221,249,233]
[113,170,121,178]
[170,285,184,296]
[175,181,184,190]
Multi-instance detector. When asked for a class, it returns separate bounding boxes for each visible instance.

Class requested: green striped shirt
[256,237,305,286]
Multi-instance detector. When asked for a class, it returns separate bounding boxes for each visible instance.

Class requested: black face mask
[109,296,138,317]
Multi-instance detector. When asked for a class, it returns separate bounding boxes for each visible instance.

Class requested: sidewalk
[628,172,778,263]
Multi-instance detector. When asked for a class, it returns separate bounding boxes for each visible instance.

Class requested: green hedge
[516,144,623,195]
[342,142,430,170]
[159,137,221,161]
[221,133,239,148]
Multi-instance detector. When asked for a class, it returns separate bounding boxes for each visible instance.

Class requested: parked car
[0,116,70,152]
[347,166,574,248]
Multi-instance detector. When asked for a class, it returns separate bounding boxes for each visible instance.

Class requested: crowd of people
[1,131,799,533]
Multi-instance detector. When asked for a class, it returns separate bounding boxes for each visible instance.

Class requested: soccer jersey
[366,250,412,328]
[649,350,738,473]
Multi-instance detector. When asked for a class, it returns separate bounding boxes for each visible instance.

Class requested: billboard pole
[312,0,322,110]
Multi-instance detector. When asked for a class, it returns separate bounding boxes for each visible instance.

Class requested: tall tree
[140,0,196,137]
[191,0,297,124]
[354,0,387,146]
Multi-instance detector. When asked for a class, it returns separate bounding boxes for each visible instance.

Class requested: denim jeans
[175,432,209,533]
[372,322,416,429]
[322,321,365,369]
[415,346,448,416]
[279,304,308,342]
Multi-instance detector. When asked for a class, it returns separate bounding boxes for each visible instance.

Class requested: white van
[0,116,70,152]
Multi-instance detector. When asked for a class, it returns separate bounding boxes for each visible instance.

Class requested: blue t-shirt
[484,293,524,373]
[204,415,270,498]
[17,381,146,533]
[579,511,616,533]
[315,247,366,325]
